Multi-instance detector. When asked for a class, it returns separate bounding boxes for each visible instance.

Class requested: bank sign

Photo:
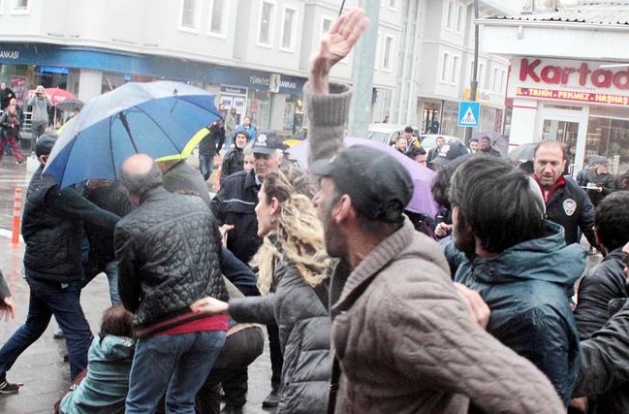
[508,57,629,106]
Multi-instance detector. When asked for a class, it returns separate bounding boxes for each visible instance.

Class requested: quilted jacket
[115,186,227,331]
[229,258,331,414]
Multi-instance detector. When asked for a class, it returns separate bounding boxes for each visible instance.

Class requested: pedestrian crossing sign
[458,101,480,127]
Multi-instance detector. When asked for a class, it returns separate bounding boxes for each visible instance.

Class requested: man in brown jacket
[307,8,564,414]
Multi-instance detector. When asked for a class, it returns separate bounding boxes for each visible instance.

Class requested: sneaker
[0,379,19,394]
[262,385,280,408]
[16,160,26,166]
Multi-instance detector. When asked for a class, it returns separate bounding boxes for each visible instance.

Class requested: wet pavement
[0,157,273,414]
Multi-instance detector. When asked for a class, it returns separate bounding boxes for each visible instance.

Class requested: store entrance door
[538,104,588,176]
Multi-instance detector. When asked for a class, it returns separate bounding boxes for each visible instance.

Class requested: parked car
[367,123,420,146]
[418,134,465,151]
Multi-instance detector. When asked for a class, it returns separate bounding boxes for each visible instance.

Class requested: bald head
[534,140,565,161]
[120,154,163,201]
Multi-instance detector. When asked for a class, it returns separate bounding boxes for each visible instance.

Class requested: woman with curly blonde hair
[192,165,332,414]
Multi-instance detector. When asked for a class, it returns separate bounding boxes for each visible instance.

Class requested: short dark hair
[469,138,479,144]
[120,159,163,198]
[99,305,134,339]
[406,146,426,159]
[534,140,566,161]
[449,156,545,253]
[404,126,413,134]
[595,191,629,251]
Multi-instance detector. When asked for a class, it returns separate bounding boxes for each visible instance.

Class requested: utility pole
[464,0,480,145]
[348,0,380,138]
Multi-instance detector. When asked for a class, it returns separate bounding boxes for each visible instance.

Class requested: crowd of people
[1,7,629,414]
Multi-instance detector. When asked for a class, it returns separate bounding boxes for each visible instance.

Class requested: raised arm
[304,8,368,164]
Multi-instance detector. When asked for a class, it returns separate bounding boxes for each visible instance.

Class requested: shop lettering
[516,87,629,106]
[248,75,297,90]
[519,58,629,90]
[0,50,19,59]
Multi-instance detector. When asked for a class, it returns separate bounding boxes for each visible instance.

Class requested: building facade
[480,0,629,174]
[1,0,511,140]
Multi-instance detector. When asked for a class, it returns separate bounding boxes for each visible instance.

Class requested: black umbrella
[56,98,85,113]
[508,142,537,162]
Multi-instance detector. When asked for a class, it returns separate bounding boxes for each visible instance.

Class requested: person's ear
[38,154,47,165]
[270,197,282,216]
[333,195,354,224]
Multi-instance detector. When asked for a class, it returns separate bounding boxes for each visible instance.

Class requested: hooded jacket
[452,220,585,406]
[59,335,134,414]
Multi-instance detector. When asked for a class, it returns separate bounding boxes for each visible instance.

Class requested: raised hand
[0,297,16,322]
[309,8,369,93]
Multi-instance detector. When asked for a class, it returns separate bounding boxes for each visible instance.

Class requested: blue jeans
[126,330,226,414]
[104,260,120,305]
[199,154,214,181]
[0,275,93,380]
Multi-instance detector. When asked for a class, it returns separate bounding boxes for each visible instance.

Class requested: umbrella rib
[109,117,118,177]
[134,105,187,151]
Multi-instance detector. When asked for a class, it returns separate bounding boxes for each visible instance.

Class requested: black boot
[262,384,280,408]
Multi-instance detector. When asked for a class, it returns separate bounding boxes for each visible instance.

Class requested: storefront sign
[221,85,247,95]
[510,57,629,105]
[516,87,629,106]
[0,50,19,59]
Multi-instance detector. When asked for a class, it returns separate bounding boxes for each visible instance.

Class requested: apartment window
[12,0,28,11]
[321,16,333,34]
[382,35,394,71]
[281,6,297,50]
[451,55,460,85]
[492,67,500,92]
[258,1,276,46]
[500,69,507,94]
[388,0,397,10]
[180,0,199,31]
[478,62,486,89]
[441,52,451,83]
[455,4,465,33]
[208,0,228,37]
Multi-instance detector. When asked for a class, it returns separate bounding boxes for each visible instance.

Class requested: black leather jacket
[115,186,227,331]
[574,248,628,340]
[22,166,119,284]
[210,170,261,264]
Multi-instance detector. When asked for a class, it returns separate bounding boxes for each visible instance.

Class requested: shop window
[208,0,227,37]
[382,35,394,71]
[280,6,297,51]
[587,116,629,164]
[180,0,199,31]
[258,1,276,46]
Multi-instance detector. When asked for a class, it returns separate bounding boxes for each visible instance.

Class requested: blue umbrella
[44,81,222,188]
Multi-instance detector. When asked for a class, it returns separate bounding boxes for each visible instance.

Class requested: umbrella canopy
[44,81,222,188]
[286,137,438,218]
[508,142,538,162]
[474,131,509,157]
[28,88,76,106]
[56,98,85,113]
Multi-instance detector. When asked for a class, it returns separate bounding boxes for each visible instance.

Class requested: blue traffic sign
[458,101,480,127]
